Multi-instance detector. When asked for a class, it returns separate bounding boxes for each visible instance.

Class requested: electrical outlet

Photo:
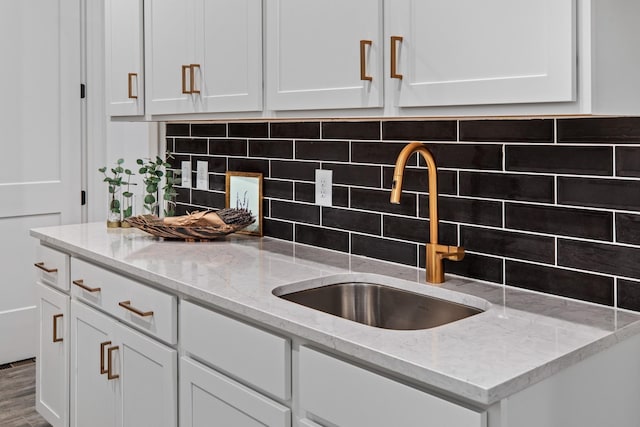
[315,169,332,206]
[196,161,208,190]
[181,161,192,187]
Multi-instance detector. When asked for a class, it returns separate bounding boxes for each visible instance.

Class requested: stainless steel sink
[276,282,483,330]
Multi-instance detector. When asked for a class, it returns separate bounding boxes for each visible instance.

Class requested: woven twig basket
[123,209,254,242]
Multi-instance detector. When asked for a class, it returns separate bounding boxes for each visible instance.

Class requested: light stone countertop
[31,223,640,407]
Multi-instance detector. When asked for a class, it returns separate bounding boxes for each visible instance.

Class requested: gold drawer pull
[72,279,101,293]
[52,314,63,343]
[360,40,373,81]
[181,64,191,94]
[100,341,112,374]
[107,346,119,380]
[127,72,138,99]
[119,300,154,317]
[390,36,403,79]
[34,262,58,273]
[190,64,201,94]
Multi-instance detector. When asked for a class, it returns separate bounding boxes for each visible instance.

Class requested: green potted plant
[98,159,124,227]
[120,167,137,227]
[137,155,177,217]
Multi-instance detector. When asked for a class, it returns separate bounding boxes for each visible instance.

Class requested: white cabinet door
[70,301,117,427]
[299,346,486,427]
[146,0,196,115]
[387,0,575,107]
[180,357,290,427]
[106,0,144,116]
[266,0,383,111]
[117,321,177,427]
[36,283,69,427]
[195,0,262,113]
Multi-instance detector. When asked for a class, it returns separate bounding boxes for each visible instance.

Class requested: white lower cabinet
[298,346,487,427]
[70,300,177,427]
[36,282,69,427]
[180,357,291,427]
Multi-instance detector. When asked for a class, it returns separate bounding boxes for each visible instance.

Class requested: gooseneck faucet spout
[390,142,464,284]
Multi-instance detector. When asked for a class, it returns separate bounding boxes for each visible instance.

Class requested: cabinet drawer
[71,258,177,344]
[35,244,70,292]
[299,346,486,427]
[181,300,291,400]
[180,357,290,427]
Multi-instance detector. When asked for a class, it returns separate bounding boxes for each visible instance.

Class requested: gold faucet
[390,142,464,284]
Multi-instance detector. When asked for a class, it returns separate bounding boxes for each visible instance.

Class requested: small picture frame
[225,171,263,236]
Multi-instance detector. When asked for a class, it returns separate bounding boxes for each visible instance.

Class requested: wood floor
[0,359,51,427]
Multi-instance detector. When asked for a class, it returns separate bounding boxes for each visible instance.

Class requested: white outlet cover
[181,161,192,187]
[196,161,208,190]
[315,169,333,207]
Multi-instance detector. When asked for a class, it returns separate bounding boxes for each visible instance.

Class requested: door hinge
[80,84,86,99]
[81,190,87,206]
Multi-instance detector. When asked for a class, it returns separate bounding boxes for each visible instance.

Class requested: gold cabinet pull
[52,314,63,343]
[100,341,112,374]
[107,346,119,380]
[181,65,191,94]
[127,72,138,99]
[390,36,403,79]
[190,64,201,94]
[118,300,154,317]
[72,279,101,293]
[360,40,373,81]
[34,262,58,273]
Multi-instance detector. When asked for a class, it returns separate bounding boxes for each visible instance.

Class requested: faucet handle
[433,244,465,261]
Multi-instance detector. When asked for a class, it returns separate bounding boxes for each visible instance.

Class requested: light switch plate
[181,161,192,187]
[315,169,332,206]
[196,161,208,190]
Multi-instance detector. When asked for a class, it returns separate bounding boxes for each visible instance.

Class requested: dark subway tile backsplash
[167,117,640,313]
[249,139,293,159]
[322,121,380,140]
[506,203,613,241]
[209,139,247,156]
[228,122,268,138]
[382,120,457,141]
[460,172,554,203]
[422,144,503,170]
[191,123,226,137]
[271,200,320,225]
[460,119,554,143]
[270,122,320,139]
[615,146,640,177]
[296,224,350,252]
[322,207,381,235]
[558,117,640,143]
[506,145,613,176]
[295,140,349,161]
[351,234,417,267]
[617,279,640,312]
[461,226,555,264]
[166,123,190,137]
[506,261,614,306]
[175,138,208,154]
[352,141,410,165]
[558,177,640,211]
[558,239,640,279]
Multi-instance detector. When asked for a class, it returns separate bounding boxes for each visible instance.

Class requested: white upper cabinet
[386,0,575,108]
[266,0,384,111]
[146,0,262,116]
[106,0,145,116]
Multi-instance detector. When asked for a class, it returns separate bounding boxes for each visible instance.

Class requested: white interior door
[0,0,81,363]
